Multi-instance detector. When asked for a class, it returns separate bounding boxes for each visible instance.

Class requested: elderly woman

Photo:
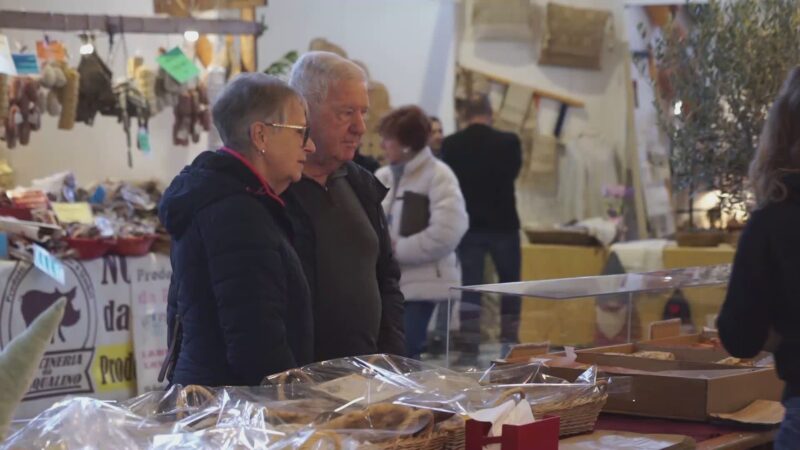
[375,106,468,359]
[158,73,316,386]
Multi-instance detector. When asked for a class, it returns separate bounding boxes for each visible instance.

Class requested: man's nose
[350,111,367,134]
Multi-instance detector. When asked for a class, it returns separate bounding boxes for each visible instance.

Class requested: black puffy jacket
[718,174,800,399]
[159,149,313,387]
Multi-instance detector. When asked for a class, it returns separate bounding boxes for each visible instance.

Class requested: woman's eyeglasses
[265,123,311,147]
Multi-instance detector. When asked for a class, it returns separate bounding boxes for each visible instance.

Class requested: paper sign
[12,53,39,74]
[52,202,94,225]
[156,47,199,84]
[312,374,408,405]
[33,244,65,285]
[36,40,67,62]
[0,34,17,75]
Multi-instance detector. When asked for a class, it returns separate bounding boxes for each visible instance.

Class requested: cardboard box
[543,351,784,421]
[582,336,772,366]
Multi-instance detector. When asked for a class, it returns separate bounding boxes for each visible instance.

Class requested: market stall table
[596,414,776,450]
[662,244,735,269]
[519,243,607,344]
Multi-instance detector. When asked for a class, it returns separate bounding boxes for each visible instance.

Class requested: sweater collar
[218,147,286,207]
[399,147,434,177]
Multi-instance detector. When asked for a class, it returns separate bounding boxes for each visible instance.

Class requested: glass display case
[435,265,732,369]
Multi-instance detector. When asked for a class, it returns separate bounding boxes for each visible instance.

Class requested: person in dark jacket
[286,51,406,360]
[159,73,316,386]
[353,148,381,173]
[717,66,800,450]
[442,94,522,365]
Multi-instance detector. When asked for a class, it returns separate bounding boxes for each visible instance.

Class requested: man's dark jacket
[160,150,313,386]
[283,161,406,360]
[442,123,522,232]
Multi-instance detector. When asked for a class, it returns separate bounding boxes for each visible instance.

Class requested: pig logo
[0,260,97,400]
[21,287,81,342]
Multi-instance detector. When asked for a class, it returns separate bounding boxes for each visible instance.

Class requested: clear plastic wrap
[0,397,172,450]
[265,355,481,413]
[0,355,619,449]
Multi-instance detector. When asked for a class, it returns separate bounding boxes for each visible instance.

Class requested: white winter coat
[375,147,469,301]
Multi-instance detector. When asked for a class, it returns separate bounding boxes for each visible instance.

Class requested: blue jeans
[777,396,800,449]
[405,300,438,359]
[458,231,521,354]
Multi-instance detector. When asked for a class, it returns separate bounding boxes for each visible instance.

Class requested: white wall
[257,0,457,130]
[624,5,675,236]
[0,0,458,186]
[0,0,210,186]
[458,0,629,227]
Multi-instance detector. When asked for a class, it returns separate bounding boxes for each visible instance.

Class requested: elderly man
[159,73,316,386]
[286,51,406,360]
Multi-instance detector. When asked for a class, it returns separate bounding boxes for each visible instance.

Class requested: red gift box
[465,416,560,450]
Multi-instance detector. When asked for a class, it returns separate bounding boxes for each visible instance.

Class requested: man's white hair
[289,51,367,107]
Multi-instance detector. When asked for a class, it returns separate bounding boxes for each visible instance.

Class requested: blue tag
[33,244,65,285]
[90,186,106,204]
[11,53,39,74]
[0,232,8,259]
[138,127,151,153]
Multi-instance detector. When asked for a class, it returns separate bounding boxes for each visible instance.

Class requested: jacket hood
[159,150,271,238]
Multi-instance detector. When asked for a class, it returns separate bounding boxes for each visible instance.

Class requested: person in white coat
[375,106,469,359]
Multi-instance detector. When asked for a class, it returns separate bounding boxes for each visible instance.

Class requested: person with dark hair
[429,116,444,158]
[286,51,406,360]
[159,73,316,386]
[717,66,800,449]
[442,94,522,365]
[374,106,468,360]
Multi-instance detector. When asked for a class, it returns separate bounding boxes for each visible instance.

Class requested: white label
[0,35,17,75]
[33,244,65,285]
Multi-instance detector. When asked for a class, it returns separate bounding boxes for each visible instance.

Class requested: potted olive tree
[653,0,800,245]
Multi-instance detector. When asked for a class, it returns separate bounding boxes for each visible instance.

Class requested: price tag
[12,53,39,74]
[33,244,65,285]
[36,40,67,62]
[0,34,17,75]
[51,202,94,225]
[138,127,151,153]
[156,47,199,84]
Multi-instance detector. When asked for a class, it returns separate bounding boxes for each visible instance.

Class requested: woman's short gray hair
[212,73,306,153]
[289,51,367,107]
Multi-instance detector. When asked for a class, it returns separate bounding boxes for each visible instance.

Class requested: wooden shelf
[0,10,265,36]
[462,66,585,108]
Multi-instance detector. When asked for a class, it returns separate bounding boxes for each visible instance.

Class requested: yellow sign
[51,202,94,225]
[92,343,136,393]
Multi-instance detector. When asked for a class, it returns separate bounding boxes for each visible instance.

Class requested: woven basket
[496,384,608,437]
[531,393,608,436]
[442,427,465,450]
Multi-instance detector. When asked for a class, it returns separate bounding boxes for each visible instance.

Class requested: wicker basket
[531,393,608,436]
[496,384,608,437]
[441,427,465,450]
